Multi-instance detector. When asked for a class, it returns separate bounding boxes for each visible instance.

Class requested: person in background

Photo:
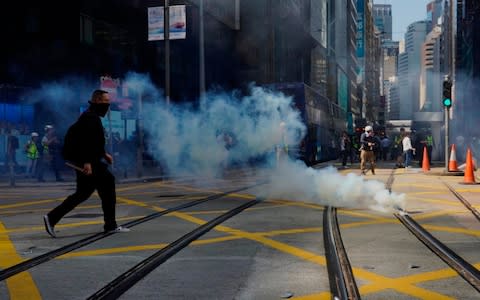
[394,127,406,168]
[25,132,40,178]
[402,131,415,169]
[425,130,434,165]
[339,131,351,168]
[43,89,129,238]
[6,129,19,172]
[360,125,378,175]
[37,125,63,182]
[37,125,53,182]
[47,126,64,182]
[381,134,391,161]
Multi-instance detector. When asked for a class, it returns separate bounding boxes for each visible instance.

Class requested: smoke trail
[23,76,96,132]
[20,72,405,212]
[142,84,306,177]
[258,161,406,212]
[129,73,405,212]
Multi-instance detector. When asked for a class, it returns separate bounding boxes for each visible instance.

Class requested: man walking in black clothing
[43,89,129,237]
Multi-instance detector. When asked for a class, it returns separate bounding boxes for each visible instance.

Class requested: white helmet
[365,125,373,132]
[31,132,39,137]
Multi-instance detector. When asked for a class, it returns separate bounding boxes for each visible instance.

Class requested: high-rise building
[372,4,392,41]
[455,0,480,135]
[420,26,442,112]
[397,21,430,120]
[427,0,443,30]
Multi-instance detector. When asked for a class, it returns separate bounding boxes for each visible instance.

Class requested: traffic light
[443,80,452,108]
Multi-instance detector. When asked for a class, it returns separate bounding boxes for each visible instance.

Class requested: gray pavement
[0,161,480,299]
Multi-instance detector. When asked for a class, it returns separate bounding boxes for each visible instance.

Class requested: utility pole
[137,92,144,177]
[165,0,170,105]
[199,0,205,101]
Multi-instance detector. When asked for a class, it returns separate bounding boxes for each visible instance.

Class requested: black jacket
[75,110,106,164]
[361,135,379,152]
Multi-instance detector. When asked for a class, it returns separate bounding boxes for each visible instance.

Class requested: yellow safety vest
[26,142,39,159]
[426,135,433,146]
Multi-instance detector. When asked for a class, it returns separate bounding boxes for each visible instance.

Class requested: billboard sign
[148,5,186,41]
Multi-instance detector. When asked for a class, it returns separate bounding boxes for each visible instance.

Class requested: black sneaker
[43,215,56,238]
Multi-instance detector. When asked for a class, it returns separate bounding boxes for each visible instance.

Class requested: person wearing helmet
[360,125,378,175]
[25,132,40,178]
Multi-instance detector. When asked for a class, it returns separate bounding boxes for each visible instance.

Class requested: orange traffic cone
[422,146,430,172]
[448,144,459,172]
[461,148,477,184]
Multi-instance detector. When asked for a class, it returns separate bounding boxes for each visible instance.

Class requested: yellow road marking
[59,236,242,258]
[0,222,41,299]
[408,196,468,206]
[423,224,480,237]
[456,188,480,193]
[184,204,290,215]
[0,198,64,210]
[412,210,456,219]
[157,204,454,298]
[395,183,448,190]
[0,216,143,234]
[0,203,130,216]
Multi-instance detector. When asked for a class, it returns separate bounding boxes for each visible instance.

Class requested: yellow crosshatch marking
[0,222,42,300]
[1,180,479,299]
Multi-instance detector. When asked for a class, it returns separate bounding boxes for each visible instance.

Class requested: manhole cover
[65,213,103,218]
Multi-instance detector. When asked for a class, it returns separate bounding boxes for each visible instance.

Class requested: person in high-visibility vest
[425,130,433,165]
[25,132,40,178]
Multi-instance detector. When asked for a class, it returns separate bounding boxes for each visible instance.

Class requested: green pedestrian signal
[442,80,452,108]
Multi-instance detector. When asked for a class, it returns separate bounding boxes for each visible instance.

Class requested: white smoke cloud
[142,84,306,177]
[258,161,406,212]
[122,73,406,212]
[20,72,405,212]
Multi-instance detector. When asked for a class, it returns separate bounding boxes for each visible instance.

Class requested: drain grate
[65,213,103,218]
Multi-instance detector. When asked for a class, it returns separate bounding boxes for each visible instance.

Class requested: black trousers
[47,164,117,231]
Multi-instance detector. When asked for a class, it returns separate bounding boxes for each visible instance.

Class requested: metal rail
[443,182,480,222]
[0,182,266,281]
[88,198,262,300]
[395,213,480,292]
[324,206,361,300]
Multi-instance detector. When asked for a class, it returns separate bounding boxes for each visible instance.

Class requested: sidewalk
[1,160,467,189]
[0,165,166,188]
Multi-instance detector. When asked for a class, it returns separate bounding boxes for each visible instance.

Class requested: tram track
[323,206,361,300]
[320,166,398,299]
[443,182,480,222]
[0,181,266,282]
[394,212,480,292]
[393,178,480,292]
[87,198,262,300]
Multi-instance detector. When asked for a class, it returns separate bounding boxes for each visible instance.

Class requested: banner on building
[356,0,365,58]
[148,5,186,41]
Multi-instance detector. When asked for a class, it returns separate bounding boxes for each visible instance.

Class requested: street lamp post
[164,0,170,105]
[199,0,205,101]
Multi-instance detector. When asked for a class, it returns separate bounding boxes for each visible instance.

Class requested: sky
[377,0,432,41]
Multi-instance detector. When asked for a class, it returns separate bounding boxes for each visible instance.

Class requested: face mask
[89,102,110,117]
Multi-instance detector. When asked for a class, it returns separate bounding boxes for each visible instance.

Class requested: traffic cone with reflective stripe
[462,148,477,184]
[422,146,430,172]
[448,144,459,172]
